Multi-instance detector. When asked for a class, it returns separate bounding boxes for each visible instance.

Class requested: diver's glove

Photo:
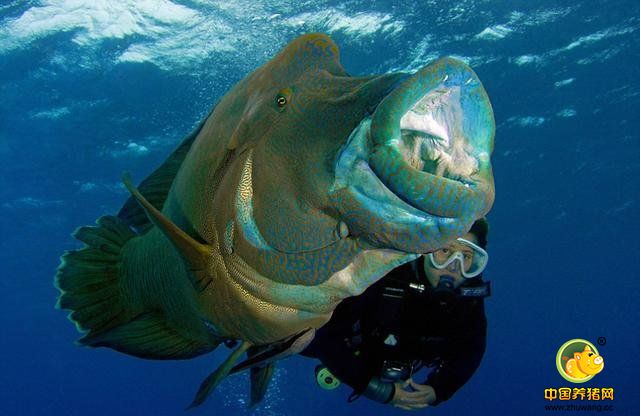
[390,379,436,410]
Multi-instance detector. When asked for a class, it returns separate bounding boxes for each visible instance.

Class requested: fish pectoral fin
[230,328,315,375]
[122,173,211,274]
[79,312,218,360]
[249,363,276,408]
[187,330,314,409]
[188,340,252,409]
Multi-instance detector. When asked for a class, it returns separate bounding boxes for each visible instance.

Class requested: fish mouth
[331,57,495,253]
[397,86,477,180]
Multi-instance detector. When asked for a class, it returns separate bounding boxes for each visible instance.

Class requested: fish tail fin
[55,215,137,342]
[56,215,220,359]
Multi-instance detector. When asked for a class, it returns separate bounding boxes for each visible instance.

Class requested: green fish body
[56,33,495,403]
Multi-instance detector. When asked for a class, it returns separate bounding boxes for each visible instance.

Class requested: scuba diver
[302,218,490,410]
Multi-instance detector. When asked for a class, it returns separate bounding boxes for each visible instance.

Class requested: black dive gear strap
[459,280,491,298]
[430,275,491,308]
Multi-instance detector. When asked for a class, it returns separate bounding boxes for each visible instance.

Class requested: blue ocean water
[1,1,638,415]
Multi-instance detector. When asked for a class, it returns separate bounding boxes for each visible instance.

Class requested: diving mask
[428,238,488,278]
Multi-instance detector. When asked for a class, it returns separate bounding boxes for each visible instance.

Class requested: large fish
[56,33,495,406]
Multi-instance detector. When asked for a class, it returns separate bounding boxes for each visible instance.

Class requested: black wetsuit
[302,256,487,405]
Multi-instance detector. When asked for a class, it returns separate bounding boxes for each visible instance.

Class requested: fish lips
[331,57,495,252]
[371,57,495,164]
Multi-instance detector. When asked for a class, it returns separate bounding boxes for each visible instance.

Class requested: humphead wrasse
[56,33,495,407]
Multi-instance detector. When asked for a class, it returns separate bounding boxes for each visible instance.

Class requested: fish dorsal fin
[118,123,203,231]
[122,173,211,272]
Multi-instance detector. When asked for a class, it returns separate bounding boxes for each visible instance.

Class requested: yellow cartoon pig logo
[556,339,605,383]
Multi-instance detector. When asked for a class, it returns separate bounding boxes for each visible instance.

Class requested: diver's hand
[390,378,436,411]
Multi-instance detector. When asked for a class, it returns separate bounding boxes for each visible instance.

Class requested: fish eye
[275,94,287,108]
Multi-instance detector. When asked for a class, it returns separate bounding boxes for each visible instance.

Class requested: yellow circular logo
[556,339,605,383]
